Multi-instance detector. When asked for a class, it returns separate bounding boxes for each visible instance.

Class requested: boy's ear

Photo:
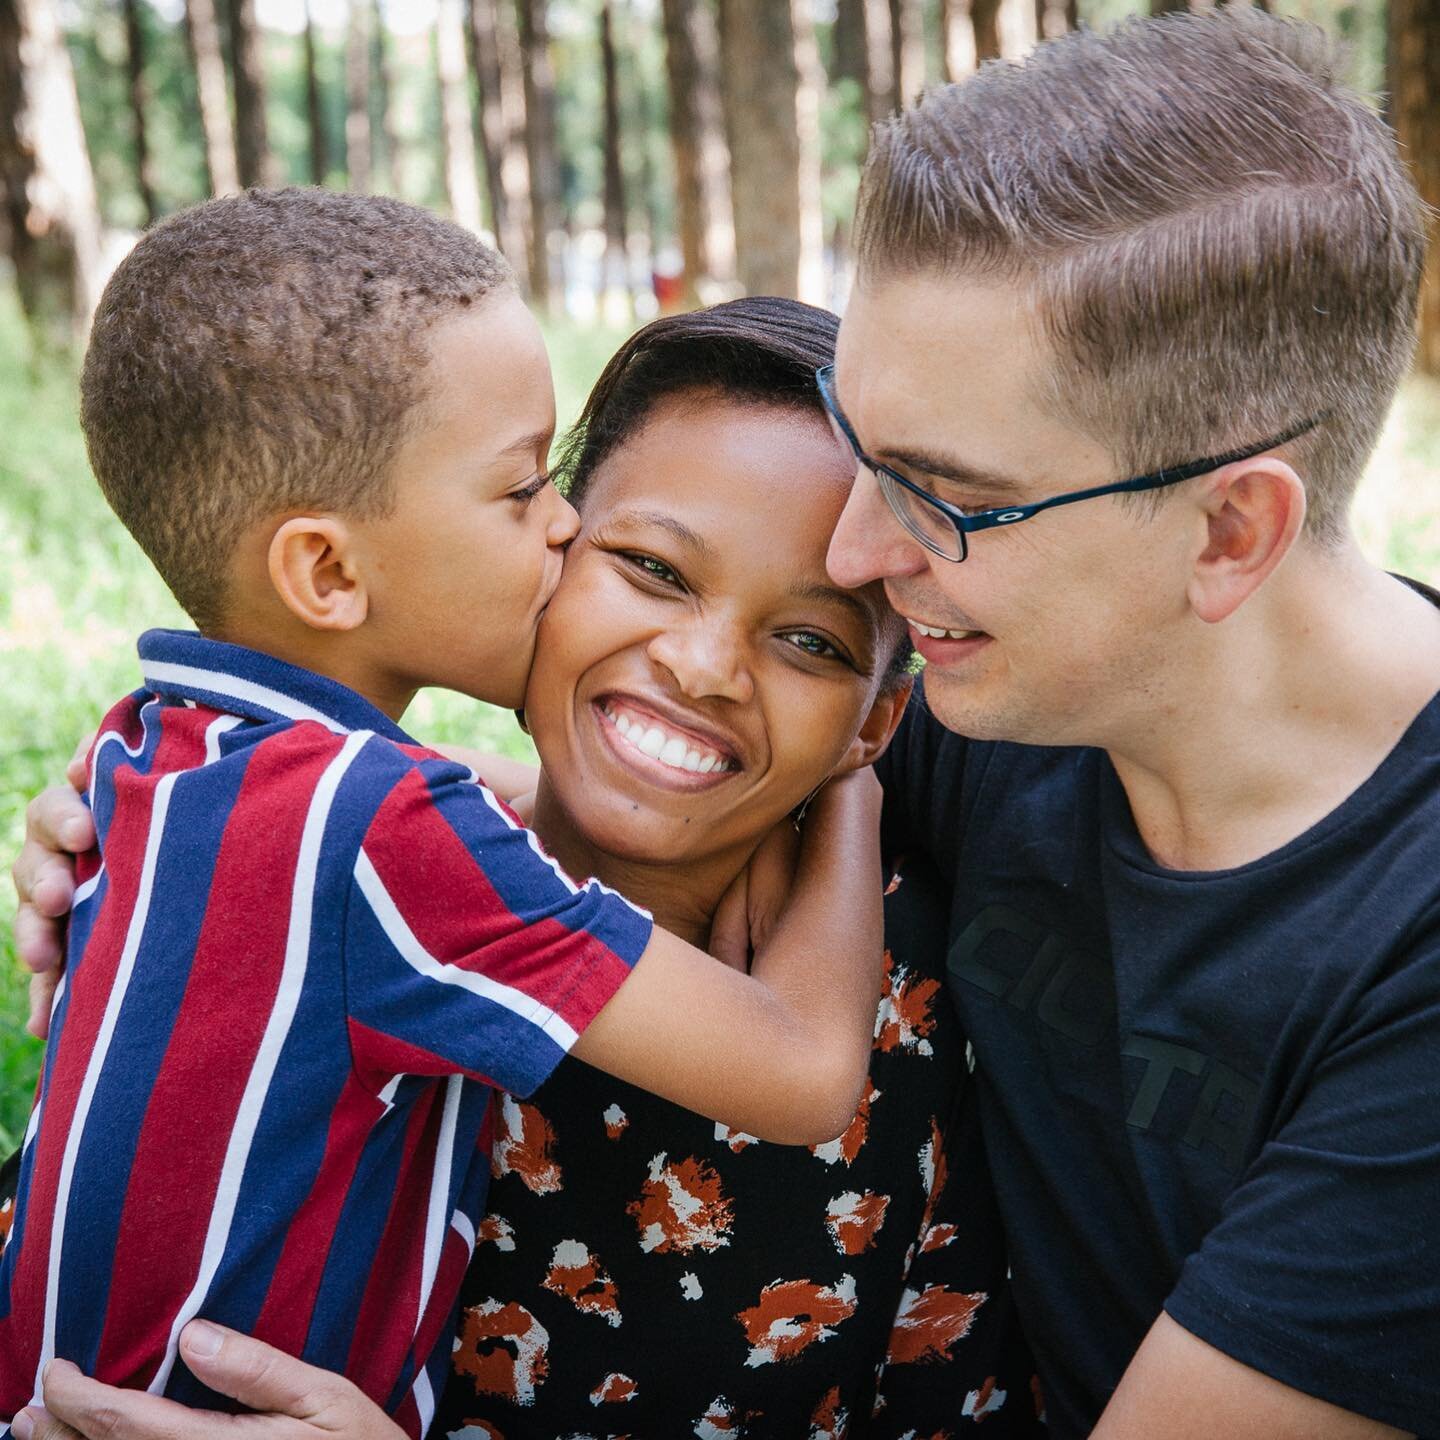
[1187,458,1305,625]
[834,675,914,775]
[267,516,369,632]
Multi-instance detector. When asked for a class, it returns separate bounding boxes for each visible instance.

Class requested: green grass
[0,287,629,1150]
[3,284,1440,1149]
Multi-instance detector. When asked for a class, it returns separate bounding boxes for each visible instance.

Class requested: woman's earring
[792,779,828,832]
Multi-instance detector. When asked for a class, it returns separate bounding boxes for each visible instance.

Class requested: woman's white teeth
[606,706,731,775]
[914,621,981,640]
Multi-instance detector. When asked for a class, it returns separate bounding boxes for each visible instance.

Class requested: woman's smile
[597,695,741,789]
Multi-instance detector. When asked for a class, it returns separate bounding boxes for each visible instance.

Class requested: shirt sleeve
[342,754,653,1101]
[1164,916,1440,1436]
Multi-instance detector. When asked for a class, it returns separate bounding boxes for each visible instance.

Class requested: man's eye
[781,629,842,661]
[623,552,682,586]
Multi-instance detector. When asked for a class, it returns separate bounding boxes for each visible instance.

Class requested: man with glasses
[821,10,1440,1440]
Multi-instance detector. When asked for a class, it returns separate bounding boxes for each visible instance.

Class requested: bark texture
[717,0,822,300]
[660,0,732,302]
[516,0,560,310]
[183,0,238,195]
[468,0,529,273]
[437,0,482,230]
[227,0,276,186]
[0,0,104,349]
[599,0,628,308]
[303,0,328,185]
[121,0,158,222]
[1391,0,1440,374]
[345,0,371,191]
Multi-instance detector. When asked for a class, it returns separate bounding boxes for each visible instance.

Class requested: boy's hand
[709,819,800,972]
[10,733,94,1038]
[13,1321,406,1440]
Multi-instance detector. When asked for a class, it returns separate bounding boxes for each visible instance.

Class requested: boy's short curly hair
[82,188,512,630]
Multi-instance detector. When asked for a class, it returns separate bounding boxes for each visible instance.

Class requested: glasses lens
[875,467,966,561]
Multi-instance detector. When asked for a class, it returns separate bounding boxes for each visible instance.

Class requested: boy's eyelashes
[508,472,552,505]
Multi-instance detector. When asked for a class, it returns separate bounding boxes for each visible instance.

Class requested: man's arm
[1094,1313,1411,1440]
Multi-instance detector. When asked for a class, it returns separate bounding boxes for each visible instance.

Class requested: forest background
[2,0,1439,1146]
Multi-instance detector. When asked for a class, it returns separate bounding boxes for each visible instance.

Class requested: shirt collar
[137,629,415,745]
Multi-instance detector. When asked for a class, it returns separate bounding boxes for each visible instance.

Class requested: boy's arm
[432,743,538,803]
[571,768,884,1144]
[346,756,884,1148]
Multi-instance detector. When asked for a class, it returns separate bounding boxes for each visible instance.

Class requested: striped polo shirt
[0,630,652,1437]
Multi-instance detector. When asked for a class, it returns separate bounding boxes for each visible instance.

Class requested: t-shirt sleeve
[342,755,653,1101]
[1163,917,1440,1435]
[876,680,969,873]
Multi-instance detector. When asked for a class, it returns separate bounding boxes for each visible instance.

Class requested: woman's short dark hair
[557,296,913,687]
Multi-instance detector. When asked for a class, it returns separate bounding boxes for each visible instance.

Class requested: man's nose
[827,464,928,589]
[647,619,755,705]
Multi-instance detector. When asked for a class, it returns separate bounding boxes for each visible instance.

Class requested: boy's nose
[548,488,581,546]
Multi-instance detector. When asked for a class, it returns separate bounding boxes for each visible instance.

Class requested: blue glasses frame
[815,365,1325,563]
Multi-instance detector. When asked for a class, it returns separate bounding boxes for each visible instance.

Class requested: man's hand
[11,736,94,1038]
[1093,1313,1412,1440]
[12,1321,406,1440]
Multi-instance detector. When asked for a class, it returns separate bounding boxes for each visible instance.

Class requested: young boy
[0,189,884,1437]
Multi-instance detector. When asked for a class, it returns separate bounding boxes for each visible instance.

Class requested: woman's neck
[530,776,747,950]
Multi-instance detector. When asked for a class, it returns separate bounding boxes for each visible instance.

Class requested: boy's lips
[592,693,744,790]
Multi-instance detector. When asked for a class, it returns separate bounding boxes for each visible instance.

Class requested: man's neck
[1107,546,1440,871]
[529,780,751,950]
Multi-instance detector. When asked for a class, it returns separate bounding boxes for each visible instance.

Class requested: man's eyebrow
[879,446,1026,496]
[787,580,879,637]
[604,508,717,560]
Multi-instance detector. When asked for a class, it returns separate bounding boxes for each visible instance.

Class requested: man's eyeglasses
[815,365,1325,563]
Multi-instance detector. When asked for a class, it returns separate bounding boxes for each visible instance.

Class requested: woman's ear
[834,675,914,775]
[266,516,369,632]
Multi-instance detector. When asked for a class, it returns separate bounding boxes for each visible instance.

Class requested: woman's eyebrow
[604,508,716,560]
[787,580,878,637]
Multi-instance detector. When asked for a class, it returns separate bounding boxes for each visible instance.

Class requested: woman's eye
[781,629,843,661]
[623,552,682,586]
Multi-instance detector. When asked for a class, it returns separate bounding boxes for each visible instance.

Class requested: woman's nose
[647,621,755,705]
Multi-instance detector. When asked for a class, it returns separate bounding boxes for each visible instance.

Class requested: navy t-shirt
[879,614,1440,1438]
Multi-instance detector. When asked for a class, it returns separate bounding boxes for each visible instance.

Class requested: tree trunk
[303,0,328,185]
[227,0,276,187]
[345,0,371,191]
[0,0,105,352]
[1036,0,1074,39]
[373,0,401,192]
[997,0,1037,57]
[660,0,733,304]
[121,0,158,222]
[516,0,560,312]
[718,0,823,301]
[183,0,238,195]
[831,0,865,89]
[941,0,976,78]
[889,0,923,108]
[862,0,894,120]
[1149,0,1190,12]
[599,0,629,317]
[436,0,482,230]
[1391,0,1440,375]
[468,0,529,274]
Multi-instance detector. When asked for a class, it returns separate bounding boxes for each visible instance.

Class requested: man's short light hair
[853,10,1428,543]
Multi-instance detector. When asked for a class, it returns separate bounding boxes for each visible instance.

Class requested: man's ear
[835,674,914,774]
[1187,459,1306,625]
[266,516,369,632]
